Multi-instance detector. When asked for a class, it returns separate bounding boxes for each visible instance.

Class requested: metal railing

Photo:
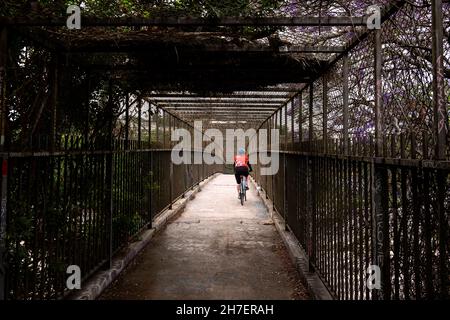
[2,136,222,300]
[253,137,449,300]
[251,0,448,299]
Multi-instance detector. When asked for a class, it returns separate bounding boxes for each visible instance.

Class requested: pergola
[0,0,448,301]
[1,0,418,133]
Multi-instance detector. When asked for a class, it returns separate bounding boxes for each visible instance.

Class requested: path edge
[69,173,221,300]
[250,177,334,300]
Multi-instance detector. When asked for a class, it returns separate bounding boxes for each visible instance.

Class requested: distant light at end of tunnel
[210,121,248,124]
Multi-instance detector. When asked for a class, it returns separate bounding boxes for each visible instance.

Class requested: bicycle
[239,175,247,206]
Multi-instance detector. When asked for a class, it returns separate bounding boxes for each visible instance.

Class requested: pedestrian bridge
[99,174,308,300]
[0,0,448,300]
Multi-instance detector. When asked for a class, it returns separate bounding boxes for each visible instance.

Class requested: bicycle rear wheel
[243,177,247,201]
[240,182,244,206]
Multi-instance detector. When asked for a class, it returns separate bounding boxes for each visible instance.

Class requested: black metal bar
[148,103,152,148]
[0,16,369,27]
[169,158,173,210]
[349,159,354,299]
[49,55,58,152]
[357,160,364,299]
[298,92,303,147]
[291,100,295,151]
[84,75,91,142]
[431,0,447,160]
[399,133,410,299]
[283,153,288,231]
[374,29,383,157]
[343,157,349,299]
[284,45,346,53]
[391,163,400,299]
[155,98,286,104]
[0,26,7,300]
[333,157,338,296]
[105,80,114,269]
[372,162,390,300]
[364,162,370,299]
[125,93,130,149]
[55,42,347,54]
[337,155,343,298]
[155,107,160,147]
[138,97,142,148]
[163,110,166,149]
[410,134,421,298]
[284,104,288,151]
[309,84,314,151]
[325,157,331,291]
[342,55,349,155]
[322,74,328,153]
[146,93,293,99]
[431,1,448,298]
[272,113,277,210]
[436,171,448,299]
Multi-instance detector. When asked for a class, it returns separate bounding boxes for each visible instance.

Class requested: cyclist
[234,148,253,198]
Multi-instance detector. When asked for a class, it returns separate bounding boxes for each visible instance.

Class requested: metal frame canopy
[1,0,406,128]
[0,16,369,27]
[1,0,449,302]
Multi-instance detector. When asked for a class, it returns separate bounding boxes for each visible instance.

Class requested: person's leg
[244,172,249,190]
[234,173,241,197]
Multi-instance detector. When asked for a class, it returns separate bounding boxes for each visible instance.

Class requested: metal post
[309,84,314,150]
[374,29,383,157]
[299,91,303,147]
[0,26,8,301]
[148,104,152,148]
[283,149,288,231]
[265,120,269,199]
[308,82,315,272]
[169,161,173,209]
[84,75,91,144]
[432,0,447,160]
[372,28,389,300]
[272,113,277,210]
[137,97,142,148]
[155,107,160,147]
[280,108,283,149]
[49,55,58,152]
[182,123,187,198]
[105,79,114,269]
[202,130,205,181]
[148,147,153,229]
[291,100,295,151]
[431,0,448,299]
[168,114,172,149]
[343,55,349,155]
[371,160,390,300]
[169,114,174,207]
[283,102,288,229]
[322,74,328,153]
[163,110,166,148]
[0,27,8,152]
[147,102,153,229]
[284,104,288,151]
[148,106,152,228]
[125,93,129,149]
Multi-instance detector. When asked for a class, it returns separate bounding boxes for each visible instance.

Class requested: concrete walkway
[99,174,309,300]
